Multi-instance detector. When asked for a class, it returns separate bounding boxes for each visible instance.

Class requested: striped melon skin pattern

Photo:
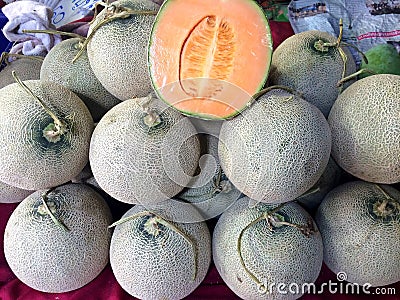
[213,197,323,300]
[110,201,211,299]
[89,95,200,205]
[315,181,400,287]
[86,0,159,100]
[269,30,356,117]
[4,183,113,293]
[40,38,121,122]
[0,80,94,190]
[0,180,33,203]
[0,57,43,89]
[218,89,331,204]
[328,74,400,184]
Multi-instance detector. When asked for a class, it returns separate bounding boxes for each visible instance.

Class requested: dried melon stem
[336,68,376,87]
[143,111,162,127]
[21,29,86,55]
[373,185,400,218]
[312,19,350,93]
[39,188,70,232]
[313,19,368,91]
[22,29,83,40]
[237,203,316,294]
[296,186,321,200]
[12,71,68,143]
[108,211,198,281]
[137,94,162,128]
[250,85,303,107]
[72,2,157,63]
[0,52,44,66]
[353,185,399,251]
[139,95,162,127]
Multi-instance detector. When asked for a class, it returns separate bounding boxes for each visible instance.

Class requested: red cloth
[1,200,399,299]
[0,18,398,300]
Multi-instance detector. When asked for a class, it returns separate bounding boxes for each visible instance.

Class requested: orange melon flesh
[148,0,273,119]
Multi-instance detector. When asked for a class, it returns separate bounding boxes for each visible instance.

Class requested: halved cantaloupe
[148,0,273,120]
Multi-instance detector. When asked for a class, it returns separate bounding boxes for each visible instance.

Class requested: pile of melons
[0,0,399,299]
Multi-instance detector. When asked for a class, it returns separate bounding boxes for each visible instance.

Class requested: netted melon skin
[89,97,200,205]
[315,181,400,287]
[40,38,121,122]
[0,180,33,203]
[218,89,331,204]
[328,74,400,184]
[213,197,323,300]
[87,0,159,101]
[0,58,42,89]
[4,183,113,293]
[110,202,211,300]
[269,30,356,117]
[0,80,94,190]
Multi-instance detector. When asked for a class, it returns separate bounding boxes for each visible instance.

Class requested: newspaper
[288,0,400,65]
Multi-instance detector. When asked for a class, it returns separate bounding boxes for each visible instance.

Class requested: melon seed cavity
[179,15,236,98]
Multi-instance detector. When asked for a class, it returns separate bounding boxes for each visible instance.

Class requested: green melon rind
[147,0,273,120]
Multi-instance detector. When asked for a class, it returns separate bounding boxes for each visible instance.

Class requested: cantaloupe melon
[85,0,159,100]
[148,0,273,119]
[0,79,93,190]
[213,197,323,299]
[89,94,200,205]
[40,37,121,122]
[4,183,112,293]
[110,201,211,299]
[315,181,400,286]
[269,30,356,117]
[0,180,33,203]
[328,74,400,184]
[218,89,331,204]
[0,54,43,89]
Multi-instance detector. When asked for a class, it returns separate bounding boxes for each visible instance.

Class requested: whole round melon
[178,134,242,219]
[40,37,121,122]
[89,94,200,205]
[86,0,159,100]
[218,89,331,204]
[0,180,33,203]
[360,43,400,78]
[315,181,400,286]
[328,74,400,184]
[0,79,94,190]
[4,183,112,293]
[110,201,211,299]
[149,0,273,119]
[0,55,43,89]
[269,30,357,117]
[213,197,323,300]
